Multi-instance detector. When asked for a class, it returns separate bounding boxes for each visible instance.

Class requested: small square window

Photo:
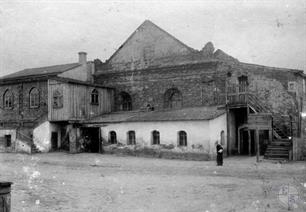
[288,82,296,92]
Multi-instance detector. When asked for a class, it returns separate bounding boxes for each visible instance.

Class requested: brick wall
[228,63,303,137]
[95,59,304,138]
[0,80,48,123]
[95,62,227,111]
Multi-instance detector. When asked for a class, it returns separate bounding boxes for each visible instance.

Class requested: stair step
[265,148,289,151]
[264,157,289,160]
[266,149,290,152]
[265,154,289,157]
[265,152,289,155]
[272,139,291,142]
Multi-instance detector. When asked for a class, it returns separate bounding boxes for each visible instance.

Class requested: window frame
[109,131,117,144]
[164,88,182,109]
[53,90,63,109]
[29,87,40,108]
[91,89,99,105]
[3,89,14,110]
[152,130,160,145]
[178,131,187,146]
[288,81,296,93]
[5,135,11,147]
[127,131,136,145]
[119,92,132,111]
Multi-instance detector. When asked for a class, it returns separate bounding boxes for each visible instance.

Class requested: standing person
[216,142,224,166]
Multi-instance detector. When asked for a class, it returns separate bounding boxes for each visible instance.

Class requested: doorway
[81,127,100,153]
[51,132,58,150]
[240,129,255,155]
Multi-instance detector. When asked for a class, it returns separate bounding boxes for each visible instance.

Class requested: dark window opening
[152,130,160,145]
[3,90,14,109]
[53,90,63,108]
[109,131,117,144]
[178,131,187,146]
[127,131,136,145]
[164,88,182,109]
[5,135,11,147]
[29,87,40,108]
[91,89,99,105]
[118,92,132,111]
[238,75,248,92]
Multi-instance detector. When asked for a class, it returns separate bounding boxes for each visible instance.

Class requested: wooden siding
[48,79,113,121]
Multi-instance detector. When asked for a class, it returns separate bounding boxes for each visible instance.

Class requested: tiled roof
[85,106,225,123]
[0,63,81,80]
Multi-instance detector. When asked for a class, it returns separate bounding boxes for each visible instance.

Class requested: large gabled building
[1,20,305,160]
[93,20,306,160]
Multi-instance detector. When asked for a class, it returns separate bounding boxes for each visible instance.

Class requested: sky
[0,0,305,77]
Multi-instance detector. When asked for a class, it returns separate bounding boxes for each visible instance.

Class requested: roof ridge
[22,62,80,71]
[0,62,81,80]
[106,20,197,63]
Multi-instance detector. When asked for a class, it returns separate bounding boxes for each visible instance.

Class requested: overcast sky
[0,0,305,77]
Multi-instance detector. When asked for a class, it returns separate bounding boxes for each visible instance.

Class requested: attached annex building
[0,20,305,160]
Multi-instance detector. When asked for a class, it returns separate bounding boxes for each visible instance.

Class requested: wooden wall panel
[48,79,113,121]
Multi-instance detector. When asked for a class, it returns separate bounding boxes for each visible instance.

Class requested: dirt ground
[0,153,305,212]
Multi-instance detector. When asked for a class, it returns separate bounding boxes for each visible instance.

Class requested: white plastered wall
[0,129,32,153]
[0,129,16,152]
[101,114,227,156]
[33,121,61,152]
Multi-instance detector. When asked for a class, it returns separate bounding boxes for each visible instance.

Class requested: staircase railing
[226,86,294,139]
[247,93,293,139]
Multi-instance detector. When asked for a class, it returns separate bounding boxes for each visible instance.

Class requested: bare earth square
[1,153,305,212]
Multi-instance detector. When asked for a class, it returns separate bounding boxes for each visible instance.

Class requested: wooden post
[226,107,230,156]
[98,127,103,154]
[248,130,251,156]
[236,84,239,103]
[238,129,241,154]
[256,129,260,162]
[268,129,273,144]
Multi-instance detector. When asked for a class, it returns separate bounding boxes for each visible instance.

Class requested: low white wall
[33,121,61,152]
[0,129,32,153]
[101,114,227,156]
[15,139,31,153]
[0,129,16,152]
[209,114,228,154]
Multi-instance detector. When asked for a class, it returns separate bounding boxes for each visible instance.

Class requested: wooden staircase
[264,139,291,160]
[247,94,292,160]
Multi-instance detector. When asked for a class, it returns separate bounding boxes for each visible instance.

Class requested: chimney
[78,52,87,65]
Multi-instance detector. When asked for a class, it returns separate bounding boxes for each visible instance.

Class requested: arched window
[127,131,136,145]
[3,90,14,109]
[178,131,187,146]
[118,92,132,111]
[164,88,182,109]
[109,131,117,144]
[91,89,99,105]
[53,90,63,108]
[29,87,39,108]
[152,130,160,145]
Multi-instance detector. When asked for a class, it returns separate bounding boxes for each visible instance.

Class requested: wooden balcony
[226,84,249,108]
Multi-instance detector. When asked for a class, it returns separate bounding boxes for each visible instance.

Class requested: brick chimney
[78,52,87,65]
